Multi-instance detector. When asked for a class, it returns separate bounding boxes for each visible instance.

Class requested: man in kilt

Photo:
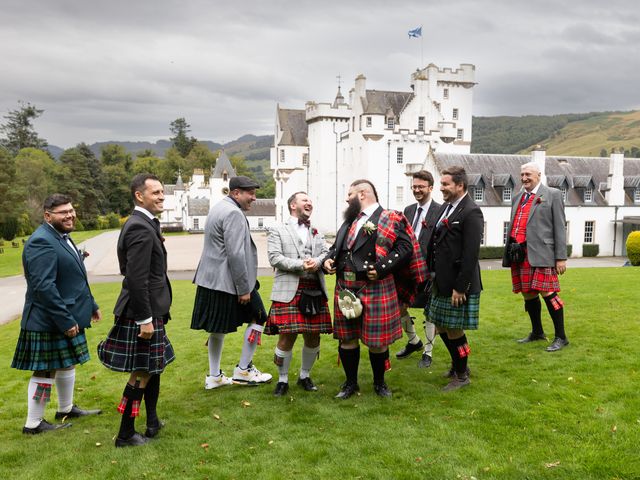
[191,176,272,389]
[12,194,102,434]
[503,162,569,352]
[323,179,427,398]
[265,192,332,396]
[97,174,175,447]
[427,167,483,391]
[396,170,441,368]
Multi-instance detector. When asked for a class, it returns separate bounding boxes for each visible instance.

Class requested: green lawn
[0,230,110,278]
[1,269,639,479]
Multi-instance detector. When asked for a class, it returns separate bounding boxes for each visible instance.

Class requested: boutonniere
[311,227,318,237]
[362,221,377,235]
[442,218,451,230]
[421,219,427,228]
[79,248,90,259]
[536,196,543,204]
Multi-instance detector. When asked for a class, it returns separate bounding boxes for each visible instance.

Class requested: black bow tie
[298,218,310,228]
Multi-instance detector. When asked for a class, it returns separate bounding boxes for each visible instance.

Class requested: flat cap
[229,175,260,190]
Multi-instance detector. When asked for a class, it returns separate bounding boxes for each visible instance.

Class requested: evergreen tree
[58,147,101,228]
[0,147,19,237]
[0,101,48,155]
[170,117,197,157]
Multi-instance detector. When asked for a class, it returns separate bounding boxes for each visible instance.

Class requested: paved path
[0,230,630,325]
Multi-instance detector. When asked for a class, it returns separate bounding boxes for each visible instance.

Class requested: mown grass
[1,268,639,479]
[0,230,108,278]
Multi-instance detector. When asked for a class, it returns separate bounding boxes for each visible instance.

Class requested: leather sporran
[299,289,323,316]
[507,240,526,264]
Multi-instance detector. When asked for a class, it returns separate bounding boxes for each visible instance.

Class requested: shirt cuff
[135,317,153,326]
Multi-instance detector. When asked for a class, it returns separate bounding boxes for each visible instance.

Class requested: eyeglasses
[47,208,76,216]
[411,185,429,191]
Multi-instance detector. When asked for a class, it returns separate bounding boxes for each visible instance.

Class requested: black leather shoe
[273,382,289,396]
[335,382,359,399]
[545,337,569,352]
[296,377,318,391]
[55,404,102,419]
[373,383,392,398]
[144,420,165,438]
[395,340,424,359]
[443,365,471,378]
[23,419,72,434]
[517,332,548,343]
[417,353,432,369]
[115,432,149,448]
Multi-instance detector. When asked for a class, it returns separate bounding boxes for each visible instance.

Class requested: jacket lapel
[435,197,467,242]
[352,206,383,252]
[526,185,545,223]
[284,223,304,256]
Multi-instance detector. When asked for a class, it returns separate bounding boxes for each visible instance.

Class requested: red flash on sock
[117,397,128,414]
[457,344,471,358]
[131,400,140,418]
[247,330,262,345]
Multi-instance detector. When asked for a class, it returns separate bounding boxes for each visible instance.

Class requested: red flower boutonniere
[311,227,318,237]
[536,196,543,204]
[442,218,451,230]
[421,219,427,228]
[79,248,90,259]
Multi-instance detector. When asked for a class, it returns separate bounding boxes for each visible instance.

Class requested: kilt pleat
[429,293,480,330]
[191,286,266,333]
[511,258,560,293]
[97,317,174,375]
[265,278,332,335]
[12,330,90,371]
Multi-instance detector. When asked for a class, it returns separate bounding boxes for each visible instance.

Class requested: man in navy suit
[12,194,102,434]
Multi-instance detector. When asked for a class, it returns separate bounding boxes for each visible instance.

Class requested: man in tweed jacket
[265,192,332,396]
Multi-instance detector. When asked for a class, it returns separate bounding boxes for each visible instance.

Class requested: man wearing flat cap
[191,176,272,388]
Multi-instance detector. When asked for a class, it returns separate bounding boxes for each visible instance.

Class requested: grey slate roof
[246,199,276,217]
[491,174,513,187]
[363,90,413,117]
[164,184,176,195]
[624,176,640,188]
[278,108,308,146]
[546,175,567,188]
[212,150,237,179]
[572,175,594,188]
[188,198,210,216]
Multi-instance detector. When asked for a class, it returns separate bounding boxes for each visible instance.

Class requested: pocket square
[452,221,460,224]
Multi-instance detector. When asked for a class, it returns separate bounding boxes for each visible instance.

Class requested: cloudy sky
[1,0,639,148]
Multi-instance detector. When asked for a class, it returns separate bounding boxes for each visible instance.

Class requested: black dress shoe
[517,332,548,343]
[144,420,165,438]
[296,377,318,391]
[395,340,424,359]
[417,353,432,369]
[373,383,392,398]
[55,404,102,419]
[335,382,359,400]
[115,432,149,448]
[443,365,471,378]
[22,419,72,434]
[273,382,289,396]
[545,337,569,352]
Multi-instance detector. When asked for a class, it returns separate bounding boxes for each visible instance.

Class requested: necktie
[412,207,423,232]
[153,218,161,233]
[521,192,532,205]
[346,212,365,249]
[298,218,310,228]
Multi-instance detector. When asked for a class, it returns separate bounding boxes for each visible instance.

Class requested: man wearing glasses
[12,194,102,434]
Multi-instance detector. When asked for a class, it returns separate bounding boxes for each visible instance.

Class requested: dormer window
[584,187,593,202]
[387,117,395,129]
[635,187,640,203]
[473,186,484,202]
[502,187,512,202]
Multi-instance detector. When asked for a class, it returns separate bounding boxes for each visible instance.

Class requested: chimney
[606,148,625,206]
[531,145,547,185]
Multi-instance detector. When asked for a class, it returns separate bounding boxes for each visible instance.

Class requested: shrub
[17,213,34,237]
[626,231,640,266]
[566,244,572,258]
[74,217,85,231]
[583,244,599,257]
[162,224,184,233]
[479,246,504,259]
[96,215,110,230]
[107,212,121,229]
[83,217,98,230]
[0,217,19,241]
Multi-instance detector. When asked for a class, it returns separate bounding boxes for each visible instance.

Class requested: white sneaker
[232,363,273,385]
[204,372,233,390]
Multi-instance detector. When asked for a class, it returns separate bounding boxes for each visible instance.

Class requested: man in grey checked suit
[503,162,569,352]
[265,192,332,396]
[191,176,272,388]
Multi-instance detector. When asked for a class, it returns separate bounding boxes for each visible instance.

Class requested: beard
[343,196,361,224]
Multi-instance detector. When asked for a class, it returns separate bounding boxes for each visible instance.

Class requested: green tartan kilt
[11,329,90,371]
[428,293,480,330]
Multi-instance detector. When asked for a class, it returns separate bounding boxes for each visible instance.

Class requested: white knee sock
[300,345,320,379]
[208,333,226,376]
[423,320,436,356]
[26,376,53,428]
[274,347,293,383]
[238,325,259,369]
[55,368,75,413]
[401,314,420,344]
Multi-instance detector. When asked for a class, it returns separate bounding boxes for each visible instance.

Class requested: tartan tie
[346,212,365,249]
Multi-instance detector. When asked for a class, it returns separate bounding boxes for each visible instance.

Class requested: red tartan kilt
[265,279,332,335]
[333,274,402,348]
[511,257,560,293]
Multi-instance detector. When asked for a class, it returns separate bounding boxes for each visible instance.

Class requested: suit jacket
[404,200,442,260]
[194,196,258,296]
[113,210,172,321]
[21,223,98,333]
[268,222,329,302]
[427,194,483,296]
[502,183,567,267]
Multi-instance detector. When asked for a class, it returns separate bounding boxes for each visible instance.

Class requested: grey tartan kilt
[97,316,175,375]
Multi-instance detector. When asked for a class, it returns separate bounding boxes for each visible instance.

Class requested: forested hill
[471,110,640,157]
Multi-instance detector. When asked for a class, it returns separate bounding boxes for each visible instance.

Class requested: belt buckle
[344,271,356,282]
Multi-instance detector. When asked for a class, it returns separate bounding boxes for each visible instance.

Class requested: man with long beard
[323,179,427,398]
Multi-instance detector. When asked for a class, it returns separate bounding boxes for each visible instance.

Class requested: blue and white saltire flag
[408,26,422,38]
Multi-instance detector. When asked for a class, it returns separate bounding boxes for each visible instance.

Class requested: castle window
[366,116,372,128]
[457,129,463,140]
[396,186,403,203]
[503,221,510,245]
[223,172,228,181]
[560,186,568,202]
[443,88,449,99]
[302,153,308,166]
[396,147,404,164]
[418,116,425,131]
[258,218,264,228]
[453,108,459,120]
[387,117,395,129]
[473,186,484,202]
[584,187,593,202]
[193,218,199,230]
[502,187,512,202]
[279,150,285,163]
[635,187,640,203]
[584,221,594,244]
[481,222,486,246]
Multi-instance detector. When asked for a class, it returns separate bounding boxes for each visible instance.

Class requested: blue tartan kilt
[428,293,480,330]
[12,329,90,371]
[97,316,175,375]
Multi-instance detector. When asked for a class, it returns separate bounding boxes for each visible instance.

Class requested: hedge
[479,246,504,259]
[583,244,599,257]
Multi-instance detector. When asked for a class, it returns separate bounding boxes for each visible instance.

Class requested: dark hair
[441,166,468,190]
[287,191,307,213]
[350,179,379,202]
[131,173,160,203]
[43,194,73,211]
[412,170,434,186]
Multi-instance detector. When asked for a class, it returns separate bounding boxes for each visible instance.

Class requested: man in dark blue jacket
[12,194,102,434]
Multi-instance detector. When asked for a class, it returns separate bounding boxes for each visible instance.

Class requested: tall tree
[100,144,133,216]
[170,117,197,157]
[0,148,19,235]
[13,147,60,227]
[57,147,102,228]
[0,101,48,155]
